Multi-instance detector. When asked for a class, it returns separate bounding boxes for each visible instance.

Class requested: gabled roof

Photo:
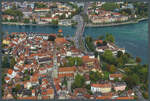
[116,97,134,99]
[109,74,123,78]
[96,96,112,99]
[58,73,74,78]
[91,83,111,88]
[58,67,76,72]
[55,38,68,44]
[47,88,54,95]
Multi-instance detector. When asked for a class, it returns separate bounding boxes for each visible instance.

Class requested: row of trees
[133,2,148,17]
[101,50,142,70]
[2,56,16,69]
[72,74,85,89]
[101,3,120,11]
[86,33,115,52]
[98,33,115,43]
[34,3,48,8]
[123,64,148,90]
[3,9,23,22]
[85,36,95,52]
[62,57,83,67]
[3,9,23,17]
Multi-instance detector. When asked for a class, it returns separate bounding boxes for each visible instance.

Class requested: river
[2,20,148,64]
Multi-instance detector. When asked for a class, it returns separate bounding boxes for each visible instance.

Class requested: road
[47,44,58,99]
[133,86,147,101]
[73,2,89,54]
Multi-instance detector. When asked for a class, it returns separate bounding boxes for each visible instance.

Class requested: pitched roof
[116,97,134,99]
[58,67,76,72]
[58,73,74,78]
[47,88,54,95]
[18,96,37,100]
[96,96,112,99]
[109,74,123,78]
[55,38,68,44]
[42,96,49,99]
[5,76,10,80]
[95,40,103,44]
[91,83,111,88]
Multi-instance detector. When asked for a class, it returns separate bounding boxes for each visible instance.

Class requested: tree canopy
[101,3,120,11]
[105,33,115,43]
[3,9,23,17]
[72,74,85,88]
[89,71,102,83]
[34,3,48,8]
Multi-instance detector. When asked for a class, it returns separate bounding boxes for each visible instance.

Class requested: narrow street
[47,44,58,99]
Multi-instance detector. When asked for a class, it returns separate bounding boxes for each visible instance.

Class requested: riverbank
[86,18,148,27]
[2,18,148,27]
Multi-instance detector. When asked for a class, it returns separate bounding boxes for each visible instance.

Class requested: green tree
[62,76,67,86]
[64,57,83,67]
[122,54,129,64]
[89,71,102,83]
[2,56,10,68]
[51,20,58,25]
[34,3,48,8]
[102,50,116,64]
[24,18,30,23]
[143,92,148,99]
[101,3,119,11]
[12,84,21,93]
[103,71,110,80]
[30,69,34,75]
[109,65,117,73]
[4,9,23,18]
[123,74,140,88]
[105,33,115,43]
[2,74,6,85]
[117,51,123,58]
[10,57,16,68]
[72,74,85,88]
[85,36,95,51]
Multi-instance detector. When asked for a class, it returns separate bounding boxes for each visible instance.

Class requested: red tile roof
[91,83,111,88]
[109,74,123,78]
[47,88,54,95]
[96,96,112,99]
[42,96,49,99]
[18,96,37,100]
[58,67,76,72]
[112,12,121,16]
[95,40,103,44]
[58,73,74,78]
[5,76,10,80]
[116,97,134,99]
[55,38,68,44]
